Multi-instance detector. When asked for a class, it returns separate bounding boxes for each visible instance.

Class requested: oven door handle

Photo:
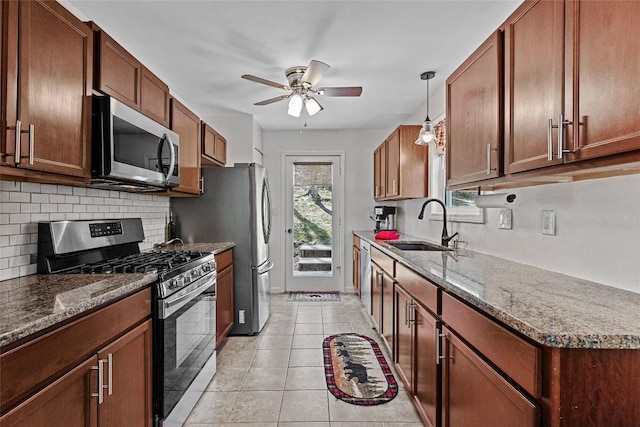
[159,272,216,319]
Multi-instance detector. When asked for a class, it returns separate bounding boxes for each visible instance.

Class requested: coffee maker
[372,206,397,232]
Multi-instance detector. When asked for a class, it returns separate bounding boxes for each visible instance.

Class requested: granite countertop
[0,242,235,349]
[0,273,156,348]
[355,231,640,350]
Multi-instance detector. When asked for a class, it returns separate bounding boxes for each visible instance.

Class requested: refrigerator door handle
[255,260,274,274]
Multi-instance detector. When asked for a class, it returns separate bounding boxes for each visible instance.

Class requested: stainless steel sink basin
[385,241,452,251]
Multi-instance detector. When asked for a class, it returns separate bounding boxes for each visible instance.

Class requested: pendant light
[415,71,437,145]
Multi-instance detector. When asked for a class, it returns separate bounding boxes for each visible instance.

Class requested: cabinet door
[98,320,152,427]
[566,1,640,161]
[216,264,234,348]
[15,0,92,177]
[394,285,413,390]
[170,98,201,195]
[371,265,383,331]
[0,355,98,427]
[202,122,225,166]
[413,302,439,427]
[373,144,386,199]
[441,326,538,427]
[214,132,227,165]
[381,269,395,351]
[504,0,565,174]
[140,67,170,127]
[352,245,360,295]
[447,30,503,186]
[96,30,141,111]
[385,130,400,197]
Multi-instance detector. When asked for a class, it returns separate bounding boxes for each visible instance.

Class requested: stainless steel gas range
[37,218,217,426]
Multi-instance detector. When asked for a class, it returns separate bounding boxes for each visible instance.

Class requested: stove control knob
[183,273,191,284]
[202,262,211,273]
[169,279,178,290]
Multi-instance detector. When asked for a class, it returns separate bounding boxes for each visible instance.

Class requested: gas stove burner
[69,251,209,275]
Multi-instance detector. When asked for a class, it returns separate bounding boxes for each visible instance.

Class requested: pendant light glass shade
[288,94,303,117]
[304,96,323,116]
[415,71,437,145]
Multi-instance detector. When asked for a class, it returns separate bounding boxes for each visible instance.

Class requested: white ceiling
[65,0,522,131]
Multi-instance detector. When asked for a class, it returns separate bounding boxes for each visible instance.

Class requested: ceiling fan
[241,60,363,117]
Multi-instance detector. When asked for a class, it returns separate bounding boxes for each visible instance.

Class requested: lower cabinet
[371,257,394,351]
[440,326,538,427]
[0,289,153,427]
[215,249,234,348]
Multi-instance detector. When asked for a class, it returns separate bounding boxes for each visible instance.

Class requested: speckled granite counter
[0,242,235,349]
[355,231,640,350]
[0,273,156,348]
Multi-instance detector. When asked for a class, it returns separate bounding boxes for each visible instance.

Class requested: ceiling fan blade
[301,60,330,86]
[241,74,289,90]
[316,86,363,97]
[254,94,290,106]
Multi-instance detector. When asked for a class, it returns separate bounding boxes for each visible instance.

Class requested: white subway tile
[73,205,87,213]
[65,213,80,220]
[0,258,7,269]
[9,255,30,268]
[79,213,93,220]
[0,181,19,191]
[9,192,30,203]
[31,193,50,203]
[109,206,119,213]
[10,234,30,246]
[0,236,9,247]
[86,188,100,196]
[92,212,106,219]
[40,184,58,194]
[0,192,8,203]
[49,194,65,203]
[30,213,49,222]
[30,233,38,243]
[21,182,41,193]
[65,195,80,204]
[10,214,30,224]
[87,205,99,213]
[0,267,20,281]
[80,196,94,204]
[20,203,40,213]
[0,203,20,214]
[20,243,37,255]
[20,264,37,276]
[57,204,72,213]
[0,224,20,236]
[99,206,110,213]
[20,223,37,234]
[94,197,105,205]
[109,191,120,198]
[72,187,87,196]
[57,185,73,195]
[49,213,66,221]
[98,190,110,198]
[40,204,58,213]
[0,245,20,257]
[0,214,8,225]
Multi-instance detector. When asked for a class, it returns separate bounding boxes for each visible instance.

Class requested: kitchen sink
[385,241,452,251]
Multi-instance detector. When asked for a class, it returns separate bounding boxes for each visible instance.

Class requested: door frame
[280,151,345,292]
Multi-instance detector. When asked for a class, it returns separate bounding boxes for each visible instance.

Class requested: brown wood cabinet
[215,249,234,349]
[0,288,153,426]
[370,247,394,351]
[352,235,361,296]
[394,263,440,427]
[446,30,503,187]
[93,27,170,127]
[504,0,640,174]
[202,122,227,166]
[441,325,539,427]
[373,125,427,200]
[1,0,92,180]
[169,98,201,195]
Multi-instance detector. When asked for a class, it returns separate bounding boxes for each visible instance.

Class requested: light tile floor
[185,292,424,426]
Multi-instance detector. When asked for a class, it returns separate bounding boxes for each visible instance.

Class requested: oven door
[155,271,216,420]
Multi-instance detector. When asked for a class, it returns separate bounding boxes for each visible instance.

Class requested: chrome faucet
[418,198,459,247]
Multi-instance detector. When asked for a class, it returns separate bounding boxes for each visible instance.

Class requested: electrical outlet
[541,210,556,235]
[498,209,512,229]
[239,309,246,324]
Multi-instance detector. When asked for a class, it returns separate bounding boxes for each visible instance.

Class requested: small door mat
[323,333,398,405]
[288,292,341,302]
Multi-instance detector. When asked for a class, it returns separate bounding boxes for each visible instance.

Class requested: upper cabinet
[93,26,170,127]
[169,99,202,195]
[374,125,427,200]
[446,30,503,187]
[449,0,640,188]
[201,122,227,167]
[1,0,93,180]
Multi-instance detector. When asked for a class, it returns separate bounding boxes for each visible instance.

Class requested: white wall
[205,114,257,165]
[262,129,393,293]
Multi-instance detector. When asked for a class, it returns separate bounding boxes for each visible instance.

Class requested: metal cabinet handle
[92,359,106,404]
[106,353,113,396]
[404,300,409,326]
[14,120,21,165]
[435,327,440,365]
[557,114,572,160]
[547,118,554,161]
[28,124,34,165]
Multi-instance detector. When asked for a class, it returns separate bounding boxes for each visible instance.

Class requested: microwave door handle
[157,135,167,178]
[166,133,176,181]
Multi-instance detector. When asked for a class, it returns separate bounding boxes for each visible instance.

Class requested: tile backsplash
[0,181,170,281]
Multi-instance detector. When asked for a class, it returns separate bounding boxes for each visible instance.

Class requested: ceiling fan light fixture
[304,96,323,116]
[415,70,437,145]
[288,94,303,117]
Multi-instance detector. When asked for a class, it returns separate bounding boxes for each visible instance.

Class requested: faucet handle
[443,232,459,247]
[452,239,467,250]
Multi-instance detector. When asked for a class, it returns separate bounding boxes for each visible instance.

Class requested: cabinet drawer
[0,287,151,411]
[353,234,360,248]
[215,249,233,272]
[395,262,438,315]
[442,292,541,397]
[371,246,394,276]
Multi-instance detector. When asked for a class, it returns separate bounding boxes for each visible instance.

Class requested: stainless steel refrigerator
[171,163,272,335]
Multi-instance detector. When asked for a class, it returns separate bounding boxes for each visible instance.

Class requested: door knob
[287,228,292,234]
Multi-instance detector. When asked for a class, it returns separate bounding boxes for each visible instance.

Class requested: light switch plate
[541,210,556,235]
[498,209,512,229]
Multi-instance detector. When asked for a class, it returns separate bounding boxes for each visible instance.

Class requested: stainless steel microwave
[91,95,179,191]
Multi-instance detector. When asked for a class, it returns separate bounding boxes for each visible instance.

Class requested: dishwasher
[360,240,372,314]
